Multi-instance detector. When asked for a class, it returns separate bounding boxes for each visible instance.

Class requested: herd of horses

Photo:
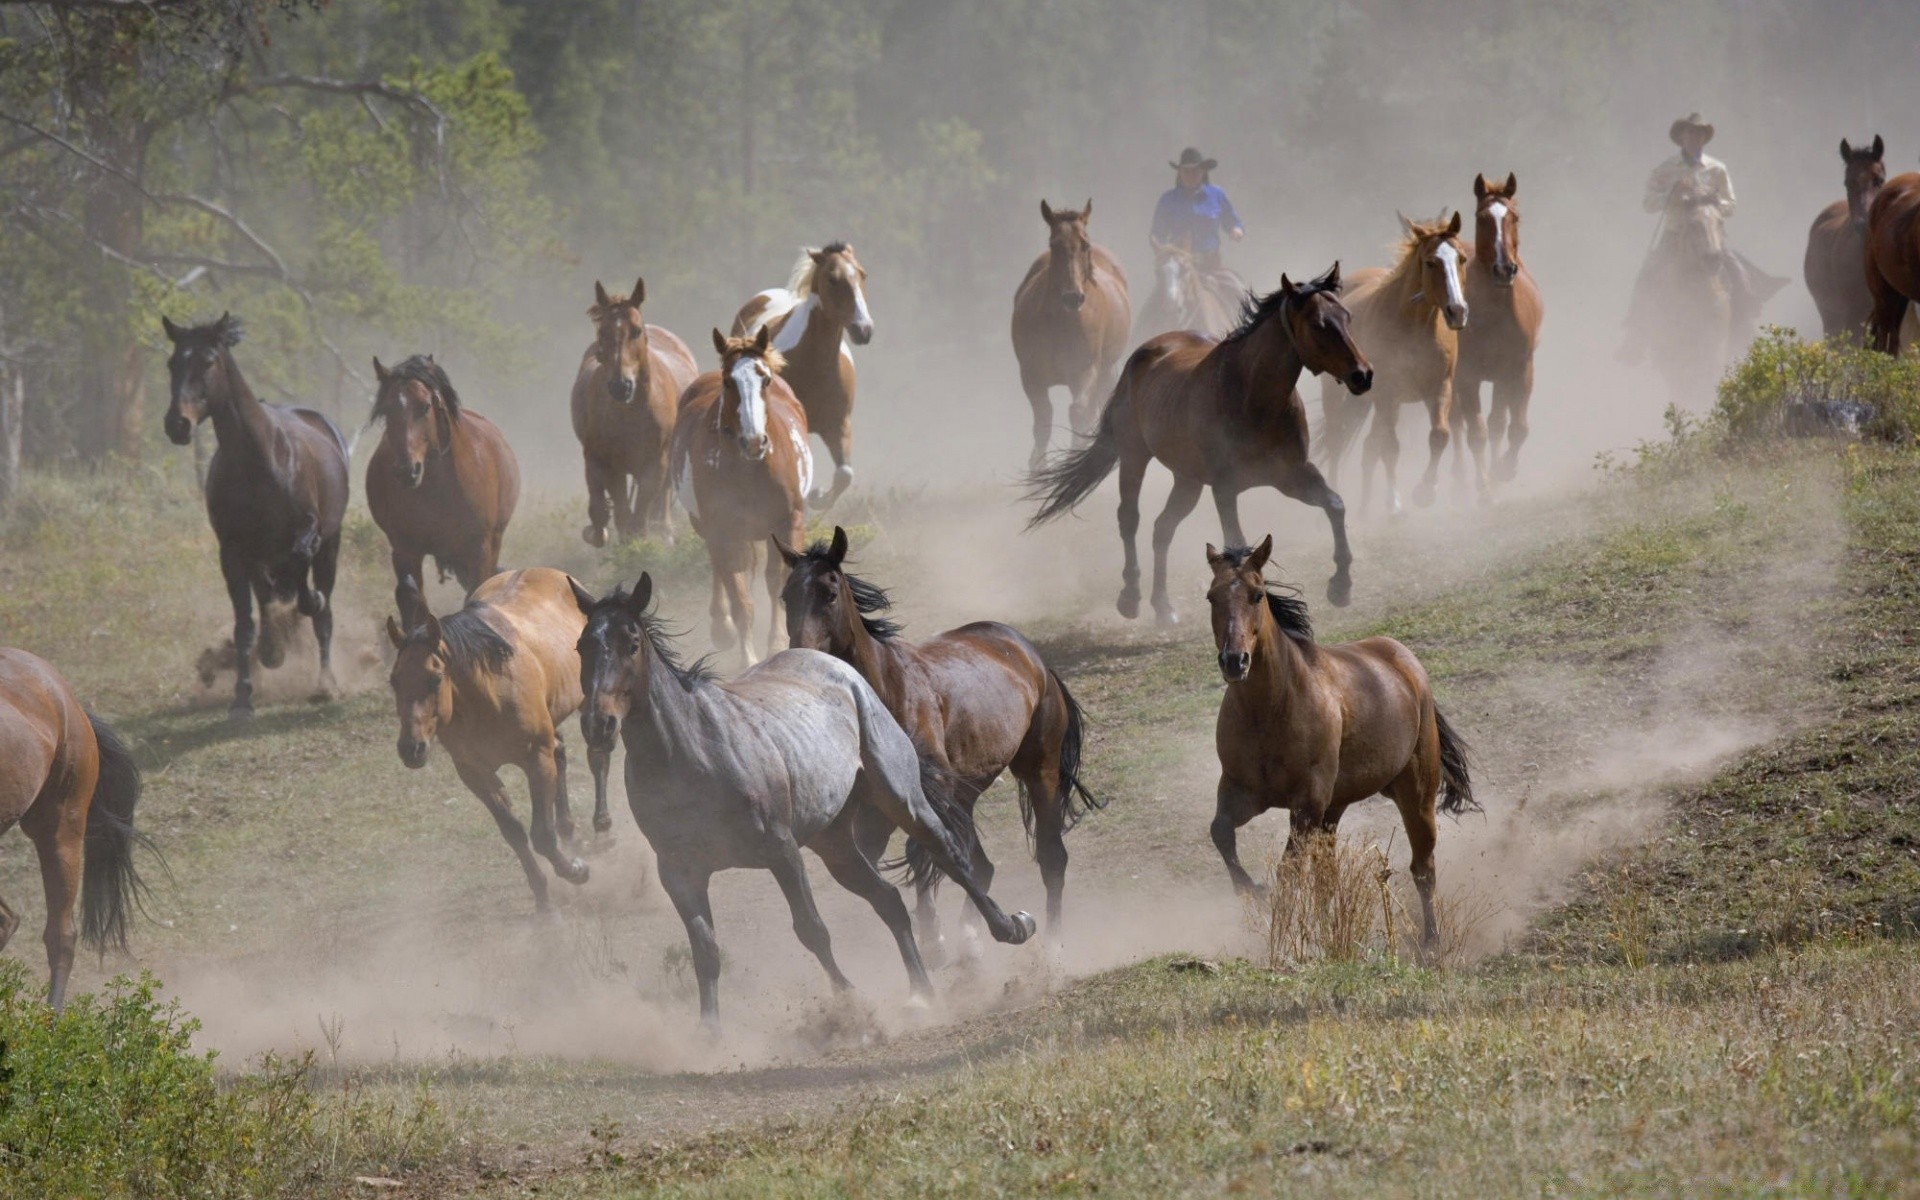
[8,141,1920,1021]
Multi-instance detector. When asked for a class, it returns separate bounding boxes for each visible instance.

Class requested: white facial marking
[1436,241,1466,310]
[728,357,768,443]
[772,293,815,353]
[1487,202,1508,240]
[850,276,872,330]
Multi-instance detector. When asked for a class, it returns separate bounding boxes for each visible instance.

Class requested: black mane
[818,239,851,257]
[376,354,463,421]
[608,586,716,689]
[1220,267,1340,346]
[408,606,514,673]
[796,539,903,641]
[1217,544,1314,642]
[172,314,244,351]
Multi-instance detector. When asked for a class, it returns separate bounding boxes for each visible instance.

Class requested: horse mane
[1220,267,1340,346]
[622,586,717,689]
[1385,215,1452,300]
[784,240,852,297]
[719,336,787,376]
[588,288,639,322]
[376,354,463,422]
[173,314,244,351]
[408,607,515,673]
[1217,544,1314,642]
[796,539,904,641]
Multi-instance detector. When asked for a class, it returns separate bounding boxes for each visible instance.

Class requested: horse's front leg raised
[1412,382,1454,508]
[1149,477,1204,625]
[1276,461,1353,607]
[524,741,589,886]
[811,414,855,511]
[452,759,551,910]
[220,547,258,721]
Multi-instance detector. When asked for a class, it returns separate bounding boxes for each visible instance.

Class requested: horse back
[903,622,1052,772]
[1867,173,1920,295]
[466,568,590,725]
[649,325,700,395]
[0,648,94,829]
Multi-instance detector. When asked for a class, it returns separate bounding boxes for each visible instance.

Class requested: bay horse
[672,328,811,667]
[1318,212,1470,515]
[0,648,152,1009]
[572,574,1036,1023]
[385,568,613,910]
[1453,173,1545,495]
[1866,171,1920,356]
[1204,538,1475,948]
[162,314,349,719]
[367,355,520,623]
[572,278,700,545]
[1011,200,1132,470]
[776,526,1100,946]
[1137,237,1238,341]
[1027,266,1373,623]
[1804,137,1887,342]
[731,243,872,509]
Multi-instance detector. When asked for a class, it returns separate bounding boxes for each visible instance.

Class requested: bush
[1713,327,1920,444]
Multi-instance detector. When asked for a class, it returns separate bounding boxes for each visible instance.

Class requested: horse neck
[1218,320,1305,419]
[621,638,711,769]
[839,606,907,708]
[789,296,843,365]
[1242,607,1308,700]
[207,354,273,452]
[1386,245,1433,312]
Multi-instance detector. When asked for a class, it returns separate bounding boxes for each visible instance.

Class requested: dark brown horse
[1453,173,1545,494]
[367,355,520,622]
[1204,538,1475,947]
[777,526,1100,946]
[1866,171,1920,355]
[732,243,872,509]
[162,314,349,719]
[572,278,700,545]
[0,648,152,1009]
[1804,137,1887,342]
[1027,267,1372,622]
[1011,200,1132,470]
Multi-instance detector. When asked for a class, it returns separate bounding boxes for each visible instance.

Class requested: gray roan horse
[572,575,1036,1022]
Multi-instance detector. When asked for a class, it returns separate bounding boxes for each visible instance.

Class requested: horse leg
[587,739,614,836]
[1412,386,1452,509]
[1212,482,1247,548]
[1115,446,1149,620]
[1030,775,1069,936]
[638,457,671,543]
[1385,769,1441,954]
[220,547,258,720]
[1210,777,1266,898]
[1149,477,1205,625]
[705,544,740,655]
[22,793,83,1010]
[764,530,795,657]
[453,760,551,911]
[1275,461,1354,607]
[1022,370,1054,473]
[723,543,758,668]
[1867,254,1909,355]
[1067,366,1102,444]
[550,735,579,846]
[813,416,856,510]
[1494,364,1532,483]
[310,534,340,701]
[767,834,855,992]
[392,549,428,627]
[1365,397,1403,516]
[251,576,286,671]
[582,458,613,547]
[659,861,722,1023]
[1455,381,1491,505]
[525,741,589,886]
[816,819,934,1002]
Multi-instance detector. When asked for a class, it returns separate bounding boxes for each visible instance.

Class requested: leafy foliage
[1713,326,1920,444]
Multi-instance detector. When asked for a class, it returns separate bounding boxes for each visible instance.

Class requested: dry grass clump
[1256,831,1501,969]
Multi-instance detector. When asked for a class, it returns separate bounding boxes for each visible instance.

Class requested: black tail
[81,715,159,954]
[1434,706,1479,816]
[1023,376,1125,528]
[894,759,984,896]
[1016,670,1104,842]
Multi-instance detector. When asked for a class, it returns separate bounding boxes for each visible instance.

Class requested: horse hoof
[1326,575,1353,608]
[582,524,608,548]
[593,813,613,834]
[904,990,935,1013]
[920,934,949,971]
[1153,607,1180,628]
[1116,590,1141,620]
[227,705,254,724]
[1006,911,1037,944]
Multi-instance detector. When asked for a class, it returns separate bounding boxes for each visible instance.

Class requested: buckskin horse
[1452,174,1544,495]
[732,243,872,509]
[367,355,520,623]
[386,569,613,910]
[672,328,811,666]
[777,526,1100,947]
[573,573,1036,1023]
[1805,137,1888,343]
[1027,266,1372,622]
[162,314,349,719]
[0,648,153,1009]
[573,278,700,545]
[1866,170,1920,356]
[1204,538,1475,949]
[1011,200,1132,470]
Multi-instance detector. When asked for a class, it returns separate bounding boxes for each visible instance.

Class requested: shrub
[1712,327,1920,444]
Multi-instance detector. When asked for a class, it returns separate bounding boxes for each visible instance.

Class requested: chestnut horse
[1011,200,1132,470]
[0,649,152,1009]
[1866,171,1920,355]
[1204,538,1475,947]
[1805,137,1887,342]
[1137,236,1237,342]
[672,328,811,665]
[1027,266,1373,622]
[1453,174,1544,495]
[732,243,872,509]
[572,278,700,545]
[385,569,613,910]
[777,526,1100,944]
[162,314,349,719]
[367,355,520,623]
[1319,213,1470,515]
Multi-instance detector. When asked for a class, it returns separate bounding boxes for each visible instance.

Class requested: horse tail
[1021,670,1103,840]
[1433,705,1480,816]
[1023,373,1125,528]
[893,759,982,897]
[81,714,160,954]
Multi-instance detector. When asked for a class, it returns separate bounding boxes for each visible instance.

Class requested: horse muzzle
[849,321,873,346]
[738,434,771,461]
[607,376,637,404]
[164,412,194,445]
[581,712,619,752]
[1061,291,1086,311]
[1218,650,1252,683]
[398,737,430,769]
[1445,304,1470,331]
[401,460,426,487]
[1345,368,1374,395]
[1494,263,1519,285]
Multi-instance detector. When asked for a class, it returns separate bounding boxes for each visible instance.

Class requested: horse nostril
[1063,292,1086,311]
[1348,369,1374,395]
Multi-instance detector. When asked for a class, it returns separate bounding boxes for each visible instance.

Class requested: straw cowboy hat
[1669,113,1715,146]
[1169,147,1219,172]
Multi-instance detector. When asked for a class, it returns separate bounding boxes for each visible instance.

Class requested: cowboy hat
[1669,113,1715,145]
[1169,147,1219,172]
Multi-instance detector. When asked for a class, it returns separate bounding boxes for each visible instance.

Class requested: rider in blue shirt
[1151,147,1244,269]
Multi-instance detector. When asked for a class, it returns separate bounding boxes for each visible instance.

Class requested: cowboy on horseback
[1152,147,1248,318]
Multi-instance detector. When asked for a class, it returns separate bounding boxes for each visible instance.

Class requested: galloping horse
[1453,174,1544,495]
[732,243,872,509]
[1027,267,1373,622]
[367,355,520,622]
[162,314,349,719]
[0,648,152,1009]
[777,526,1100,944]
[573,574,1036,1022]
[1866,172,1920,356]
[1011,200,1132,470]
[1319,213,1470,515]
[1805,137,1887,342]
[386,569,612,910]
[1137,237,1238,341]
[572,278,700,545]
[1204,538,1475,948]
[672,328,811,665]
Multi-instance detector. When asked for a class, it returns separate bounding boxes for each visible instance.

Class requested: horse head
[711,326,782,462]
[161,312,242,445]
[591,277,651,404]
[570,573,654,754]
[1277,264,1372,395]
[372,354,460,488]
[1205,536,1278,684]
[1041,199,1096,311]
[807,243,873,345]
[1472,173,1522,286]
[385,586,450,768]
[774,525,856,655]
[1841,136,1887,232]
[1398,210,1470,331]
[1153,236,1196,313]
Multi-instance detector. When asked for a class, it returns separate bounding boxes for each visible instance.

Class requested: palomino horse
[386,569,613,910]
[1011,200,1132,470]
[1453,174,1544,496]
[1805,137,1888,342]
[1319,213,1470,515]
[1866,172,1920,356]
[777,526,1101,944]
[162,314,349,719]
[732,243,872,509]
[1137,237,1239,341]
[573,278,700,545]
[573,574,1036,1022]
[1204,538,1475,947]
[672,328,811,665]
[0,648,152,1009]
[1027,267,1373,622]
[367,355,520,623]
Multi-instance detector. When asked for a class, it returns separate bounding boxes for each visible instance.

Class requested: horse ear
[828,525,849,565]
[1397,211,1415,237]
[1323,261,1343,292]
[807,246,827,264]
[1205,542,1224,567]
[372,356,389,383]
[568,576,597,616]
[1040,199,1055,224]
[1872,134,1885,161]
[423,613,443,649]
[771,534,802,568]
[1504,172,1517,196]
[161,315,183,342]
[1473,173,1488,199]
[631,277,646,307]
[1247,534,1274,573]
[386,614,406,649]
[1446,210,1463,237]
[629,573,653,615]
[594,280,610,309]
[712,327,729,356]
[753,323,773,354]
[1082,198,1093,221]
[1280,273,1295,294]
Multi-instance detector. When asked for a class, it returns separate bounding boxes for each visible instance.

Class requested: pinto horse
[386,569,612,910]
[572,278,700,545]
[1027,267,1372,622]
[573,573,1035,1023]
[1453,174,1544,495]
[1204,538,1475,948]
[1137,237,1238,341]
[367,355,519,622]
[0,649,152,1009]
[1866,171,1920,356]
[672,328,811,665]
[1319,213,1470,515]
[1805,137,1888,342]
[162,314,349,719]
[777,526,1100,944]
[732,243,872,509]
[1011,200,1132,470]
